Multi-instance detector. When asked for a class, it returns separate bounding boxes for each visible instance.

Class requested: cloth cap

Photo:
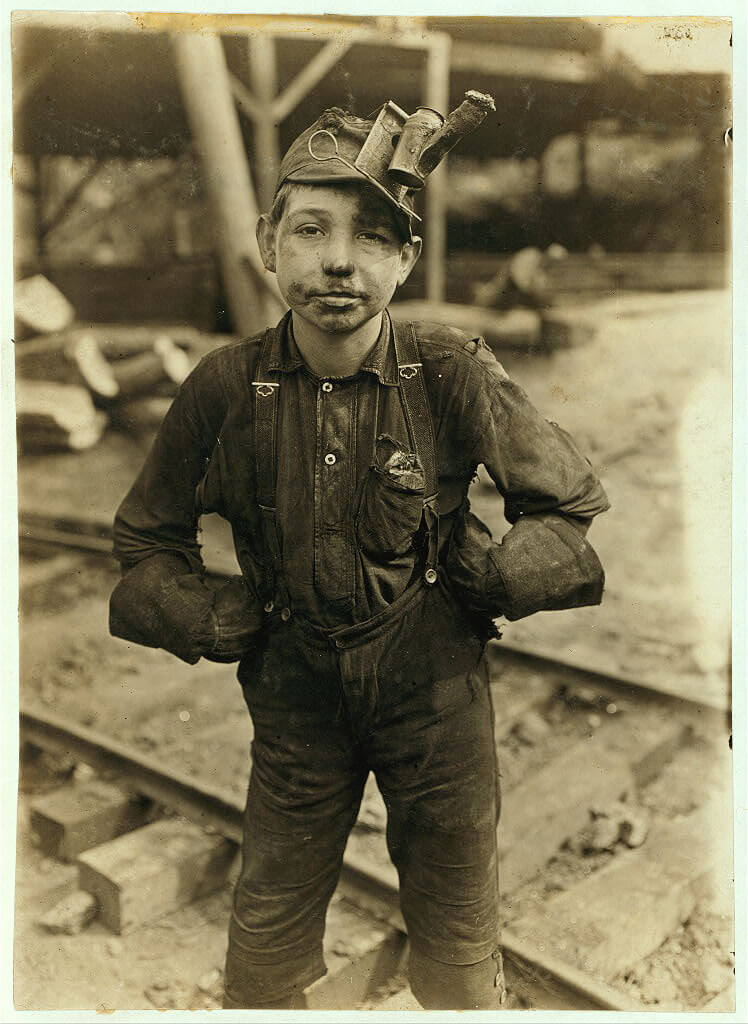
[275,107,417,239]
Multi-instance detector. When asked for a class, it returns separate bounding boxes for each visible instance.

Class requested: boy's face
[257,183,421,336]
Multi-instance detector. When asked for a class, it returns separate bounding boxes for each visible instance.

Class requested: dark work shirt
[113,311,610,629]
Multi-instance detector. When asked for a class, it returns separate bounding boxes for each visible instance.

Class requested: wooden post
[172,32,284,335]
[248,34,280,213]
[423,34,451,304]
[12,153,41,279]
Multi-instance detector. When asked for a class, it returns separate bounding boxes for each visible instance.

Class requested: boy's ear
[397,235,422,286]
[256,215,277,273]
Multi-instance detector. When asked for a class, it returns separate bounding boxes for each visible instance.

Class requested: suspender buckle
[398,363,422,380]
[252,381,280,398]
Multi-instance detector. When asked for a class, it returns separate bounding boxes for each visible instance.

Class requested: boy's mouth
[310,291,362,308]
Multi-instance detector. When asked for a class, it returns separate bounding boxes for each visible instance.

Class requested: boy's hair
[267,182,295,227]
[267,180,411,245]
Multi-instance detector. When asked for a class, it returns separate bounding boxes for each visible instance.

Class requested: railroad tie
[76,818,238,934]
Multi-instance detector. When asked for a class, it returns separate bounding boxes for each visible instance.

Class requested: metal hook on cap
[306,129,422,223]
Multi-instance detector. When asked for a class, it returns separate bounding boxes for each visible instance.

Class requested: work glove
[110,552,263,664]
[447,504,605,622]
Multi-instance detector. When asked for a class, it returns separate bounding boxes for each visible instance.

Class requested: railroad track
[15,529,736,1012]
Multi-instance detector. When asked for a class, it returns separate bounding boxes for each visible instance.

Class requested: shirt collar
[267,310,399,386]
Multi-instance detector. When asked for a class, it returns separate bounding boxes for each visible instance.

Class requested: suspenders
[391,319,440,585]
[252,335,285,611]
[252,318,440,610]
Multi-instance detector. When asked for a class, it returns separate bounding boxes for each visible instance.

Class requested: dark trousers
[223,580,503,1009]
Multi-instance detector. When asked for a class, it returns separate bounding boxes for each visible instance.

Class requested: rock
[702,958,733,997]
[586,814,621,852]
[197,968,223,997]
[38,890,98,935]
[72,763,96,783]
[637,965,680,1005]
[619,805,650,848]
[585,800,650,851]
[144,981,194,1009]
[514,710,551,745]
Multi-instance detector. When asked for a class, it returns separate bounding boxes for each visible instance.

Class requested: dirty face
[257,183,421,336]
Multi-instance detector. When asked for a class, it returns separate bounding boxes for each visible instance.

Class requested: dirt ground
[471,289,732,707]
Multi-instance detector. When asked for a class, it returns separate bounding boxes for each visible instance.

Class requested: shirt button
[321,381,333,393]
[324,453,337,465]
[334,638,344,649]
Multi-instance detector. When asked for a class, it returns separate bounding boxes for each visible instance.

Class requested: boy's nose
[322,237,355,276]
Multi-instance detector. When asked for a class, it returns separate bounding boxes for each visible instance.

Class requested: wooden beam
[272,36,353,122]
[248,34,280,212]
[40,159,101,237]
[77,818,238,934]
[451,40,599,84]
[423,34,451,304]
[227,71,264,123]
[171,32,285,334]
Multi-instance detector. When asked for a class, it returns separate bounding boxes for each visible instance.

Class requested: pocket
[356,437,425,561]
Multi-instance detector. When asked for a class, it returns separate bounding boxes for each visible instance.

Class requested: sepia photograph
[4,6,742,1017]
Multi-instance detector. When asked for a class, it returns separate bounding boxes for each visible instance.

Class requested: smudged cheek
[280,279,309,306]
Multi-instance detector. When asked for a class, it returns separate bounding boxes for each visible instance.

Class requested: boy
[110,97,609,1010]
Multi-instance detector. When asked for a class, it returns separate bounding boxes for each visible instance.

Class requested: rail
[20,704,645,1011]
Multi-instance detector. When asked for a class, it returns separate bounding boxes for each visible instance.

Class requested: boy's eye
[296,224,324,237]
[358,231,389,244]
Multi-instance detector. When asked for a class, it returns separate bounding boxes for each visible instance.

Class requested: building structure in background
[12,13,730,330]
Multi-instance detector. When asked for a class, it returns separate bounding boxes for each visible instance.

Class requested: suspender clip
[398,363,422,380]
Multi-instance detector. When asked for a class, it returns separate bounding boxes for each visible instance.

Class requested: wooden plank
[30,778,153,861]
[14,273,75,336]
[499,742,634,894]
[16,380,109,452]
[509,808,715,981]
[77,818,238,934]
[500,710,692,893]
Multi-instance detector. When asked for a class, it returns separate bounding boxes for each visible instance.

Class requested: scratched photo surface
[11,13,735,1014]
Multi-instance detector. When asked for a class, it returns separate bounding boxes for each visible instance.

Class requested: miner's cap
[275,105,418,240]
[274,93,496,243]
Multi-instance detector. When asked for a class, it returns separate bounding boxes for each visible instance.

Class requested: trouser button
[424,568,438,584]
[280,607,291,621]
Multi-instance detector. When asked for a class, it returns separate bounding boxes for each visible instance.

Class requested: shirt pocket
[356,436,425,561]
